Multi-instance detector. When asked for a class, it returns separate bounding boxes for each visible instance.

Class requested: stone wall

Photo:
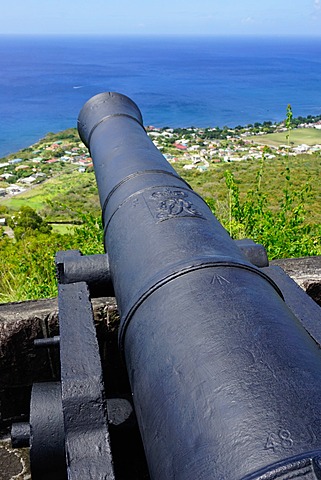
[272,256,321,306]
[0,297,119,429]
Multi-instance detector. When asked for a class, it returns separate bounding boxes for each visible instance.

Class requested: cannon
[10,92,321,479]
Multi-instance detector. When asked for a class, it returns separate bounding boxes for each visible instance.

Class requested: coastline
[2,109,321,161]
[0,115,321,206]
[2,35,321,158]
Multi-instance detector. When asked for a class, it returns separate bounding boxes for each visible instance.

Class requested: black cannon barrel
[78,92,321,480]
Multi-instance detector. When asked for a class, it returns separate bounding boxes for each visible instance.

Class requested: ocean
[1,35,321,158]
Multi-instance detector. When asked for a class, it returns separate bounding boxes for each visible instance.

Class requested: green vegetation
[256,127,321,147]
[0,212,103,303]
[222,166,320,259]
[8,206,52,240]
[0,232,72,301]
[175,154,321,225]
[0,111,320,303]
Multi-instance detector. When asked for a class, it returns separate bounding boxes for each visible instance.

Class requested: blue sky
[1,0,321,36]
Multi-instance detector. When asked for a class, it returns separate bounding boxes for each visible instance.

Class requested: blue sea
[1,35,321,158]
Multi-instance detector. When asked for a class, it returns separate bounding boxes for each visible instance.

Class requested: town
[1,114,321,198]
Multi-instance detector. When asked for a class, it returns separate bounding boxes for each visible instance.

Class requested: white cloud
[242,16,255,24]
[311,0,321,20]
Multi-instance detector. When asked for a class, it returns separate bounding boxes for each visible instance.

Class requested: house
[15,165,29,171]
[174,143,187,151]
[183,164,195,170]
[6,185,26,195]
[19,176,37,184]
[9,158,23,165]
[46,143,60,151]
[45,158,59,164]
[293,144,310,154]
[77,158,92,165]
[0,173,14,180]
[148,132,162,137]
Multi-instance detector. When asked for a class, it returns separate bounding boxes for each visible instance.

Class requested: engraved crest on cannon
[149,188,204,221]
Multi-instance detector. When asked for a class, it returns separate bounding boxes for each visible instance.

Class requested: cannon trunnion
[11,93,321,479]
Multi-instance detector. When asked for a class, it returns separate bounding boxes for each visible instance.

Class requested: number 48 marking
[265,429,294,452]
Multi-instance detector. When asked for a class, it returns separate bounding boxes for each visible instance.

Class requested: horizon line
[1,32,321,38]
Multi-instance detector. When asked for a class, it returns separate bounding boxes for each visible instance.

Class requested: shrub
[219,164,320,259]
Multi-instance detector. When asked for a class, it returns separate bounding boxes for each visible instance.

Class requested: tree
[8,206,52,240]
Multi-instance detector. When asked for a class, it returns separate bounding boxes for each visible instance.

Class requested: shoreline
[0,119,321,206]
[2,35,321,159]
[2,111,321,161]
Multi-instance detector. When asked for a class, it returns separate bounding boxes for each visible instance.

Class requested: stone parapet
[272,256,321,306]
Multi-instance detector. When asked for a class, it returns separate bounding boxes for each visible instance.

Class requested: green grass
[1,170,100,221]
[2,153,321,225]
[50,223,76,234]
[1,174,74,210]
[0,147,320,302]
[175,154,321,225]
[1,149,321,230]
[256,128,321,147]
[2,196,44,211]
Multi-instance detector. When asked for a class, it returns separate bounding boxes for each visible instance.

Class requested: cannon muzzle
[78,92,321,480]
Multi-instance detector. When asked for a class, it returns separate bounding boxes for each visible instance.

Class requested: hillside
[1,125,321,224]
[0,120,320,302]
[256,128,321,147]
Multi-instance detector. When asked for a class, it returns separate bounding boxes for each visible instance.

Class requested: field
[50,223,76,234]
[256,128,321,147]
[175,154,321,225]
[2,152,321,225]
[1,171,100,221]
[0,148,320,303]
[0,117,320,303]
